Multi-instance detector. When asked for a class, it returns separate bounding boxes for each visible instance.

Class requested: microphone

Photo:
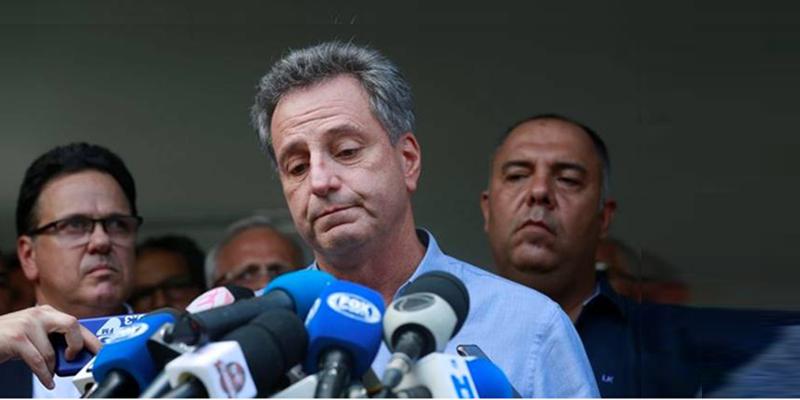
[391,354,515,398]
[73,356,97,397]
[271,369,383,398]
[89,309,181,398]
[185,285,254,313]
[392,353,477,398]
[162,308,308,398]
[165,270,334,346]
[271,374,318,398]
[147,285,255,368]
[465,358,516,398]
[51,313,145,377]
[303,280,385,398]
[392,353,514,398]
[140,285,254,398]
[380,271,470,390]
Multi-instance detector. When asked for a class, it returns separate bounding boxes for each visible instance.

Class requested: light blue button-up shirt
[313,230,599,397]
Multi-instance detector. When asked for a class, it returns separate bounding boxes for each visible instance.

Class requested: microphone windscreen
[304,280,385,376]
[467,358,515,398]
[264,269,336,317]
[222,309,308,395]
[402,271,469,335]
[93,309,181,391]
[225,285,256,301]
[185,285,253,313]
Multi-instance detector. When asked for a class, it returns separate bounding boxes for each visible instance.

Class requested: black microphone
[164,270,333,346]
[380,271,470,390]
[161,308,309,398]
[139,285,254,398]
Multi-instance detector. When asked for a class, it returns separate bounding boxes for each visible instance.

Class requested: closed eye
[505,173,527,182]
[335,147,360,160]
[557,177,581,186]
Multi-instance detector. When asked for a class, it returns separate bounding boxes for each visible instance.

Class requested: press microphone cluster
[79,269,334,398]
[71,269,517,398]
[162,308,307,398]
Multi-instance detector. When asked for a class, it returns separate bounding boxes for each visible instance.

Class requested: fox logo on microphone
[327,292,382,324]
[214,360,246,398]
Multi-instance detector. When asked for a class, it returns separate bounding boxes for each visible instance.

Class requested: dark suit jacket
[577,273,800,397]
[0,359,33,398]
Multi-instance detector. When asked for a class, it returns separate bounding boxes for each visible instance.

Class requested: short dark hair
[16,142,138,236]
[497,113,611,205]
[136,234,207,290]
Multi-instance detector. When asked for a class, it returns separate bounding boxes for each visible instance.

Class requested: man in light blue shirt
[352,229,597,397]
[251,41,599,397]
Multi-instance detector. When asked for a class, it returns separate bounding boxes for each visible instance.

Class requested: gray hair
[250,41,415,164]
[204,215,304,287]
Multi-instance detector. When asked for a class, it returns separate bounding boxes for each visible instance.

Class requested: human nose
[85,221,111,253]
[527,172,555,208]
[309,155,341,197]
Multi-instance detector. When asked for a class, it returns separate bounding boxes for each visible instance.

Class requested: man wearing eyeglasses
[0,142,141,397]
[205,215,304,291]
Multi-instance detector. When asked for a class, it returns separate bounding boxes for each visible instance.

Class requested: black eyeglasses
[26,214,143,246]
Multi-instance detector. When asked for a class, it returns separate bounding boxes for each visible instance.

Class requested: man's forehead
[271,79,382,158]
[36,170,130,217]
[271,76,370,131]
[495,119,600,165]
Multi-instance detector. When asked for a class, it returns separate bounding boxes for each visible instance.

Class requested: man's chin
[314,224,369,255]
[86,282,127,307]
[509,249,559,274]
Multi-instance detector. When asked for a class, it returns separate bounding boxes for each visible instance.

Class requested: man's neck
[36,292,127,318]
[315,217,425,305]
[509,264,596,324]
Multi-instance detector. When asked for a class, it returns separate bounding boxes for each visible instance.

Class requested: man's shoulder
[435,253,562,317]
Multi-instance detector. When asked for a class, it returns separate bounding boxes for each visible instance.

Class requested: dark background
[1,1,798,309]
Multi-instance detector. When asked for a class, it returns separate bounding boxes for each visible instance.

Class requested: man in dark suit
[0,142,141,397]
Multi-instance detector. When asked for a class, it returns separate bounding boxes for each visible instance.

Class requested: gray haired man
[250,41,599,397]
[205,215,304,291]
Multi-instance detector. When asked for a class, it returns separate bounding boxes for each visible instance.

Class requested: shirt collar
[307,228,440,300]
[585,271,629,319]
[393,229,440,297]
